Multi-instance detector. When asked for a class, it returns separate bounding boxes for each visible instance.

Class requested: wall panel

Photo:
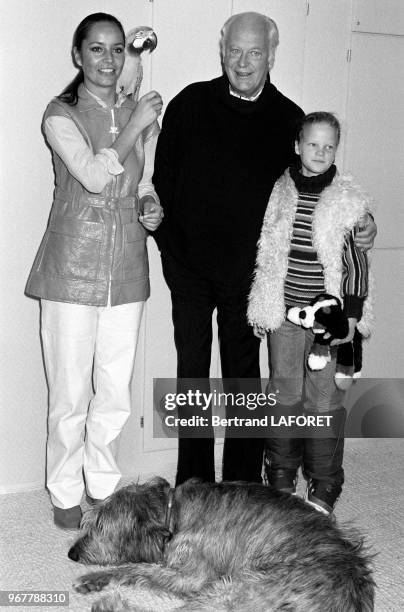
[352,0,404,35]
[344,33,404,249]
[152,0,232,106]
[361,250,404,378]
[302,1,351,116]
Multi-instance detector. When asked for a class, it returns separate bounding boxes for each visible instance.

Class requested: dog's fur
[70,477,374,612]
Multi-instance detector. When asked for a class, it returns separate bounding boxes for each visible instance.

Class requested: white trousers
[41,298,144,508]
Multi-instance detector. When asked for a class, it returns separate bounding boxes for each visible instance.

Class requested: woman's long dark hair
[58,13,125,106]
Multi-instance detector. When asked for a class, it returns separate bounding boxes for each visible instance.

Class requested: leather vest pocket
[123,222,149,280]
[39,216,103,281]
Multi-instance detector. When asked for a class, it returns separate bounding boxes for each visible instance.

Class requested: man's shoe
[54,505,82,529]
[267,468,298,494]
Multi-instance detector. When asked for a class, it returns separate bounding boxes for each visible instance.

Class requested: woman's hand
[139,198,164,231]
[253,324,266,340]
[354,214,377,251]
[330,318,357,346]
[130,91,163,133]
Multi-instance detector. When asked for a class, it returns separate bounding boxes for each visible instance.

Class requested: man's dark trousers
[161,253,264,486]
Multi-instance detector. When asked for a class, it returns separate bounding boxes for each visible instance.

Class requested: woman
[26,13,163,528]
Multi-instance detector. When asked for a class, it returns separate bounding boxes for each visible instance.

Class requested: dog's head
[287,293,349,339]
[68,477,172,565]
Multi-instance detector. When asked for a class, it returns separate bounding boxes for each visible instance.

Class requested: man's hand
[354,214,377,251]
[139,198,164,231]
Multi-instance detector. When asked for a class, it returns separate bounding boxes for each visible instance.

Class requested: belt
[55,191,139,210]
[87,195,139,210]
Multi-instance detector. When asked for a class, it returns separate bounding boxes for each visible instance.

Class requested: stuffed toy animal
[117,26,158,100]
[287,293,363,390]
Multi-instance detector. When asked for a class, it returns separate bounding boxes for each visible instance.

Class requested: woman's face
[73,21,125,97]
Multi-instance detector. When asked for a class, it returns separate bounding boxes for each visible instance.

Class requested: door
[343,2,404,377]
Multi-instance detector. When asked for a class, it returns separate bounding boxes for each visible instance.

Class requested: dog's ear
[287,306,303,326]
[142,525,171,562]
[123,523,170,563]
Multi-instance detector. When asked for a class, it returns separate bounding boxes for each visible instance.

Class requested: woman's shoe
[85,495,104,506]
[54,505,82,529]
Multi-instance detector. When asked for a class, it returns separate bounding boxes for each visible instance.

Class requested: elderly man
[153,12,375,486]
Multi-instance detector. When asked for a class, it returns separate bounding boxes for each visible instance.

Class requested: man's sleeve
[152,95,182,249]
[286,105,305,167]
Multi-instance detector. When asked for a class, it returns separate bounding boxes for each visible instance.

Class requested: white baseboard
[0,442,225,495]
[0,480,45,495]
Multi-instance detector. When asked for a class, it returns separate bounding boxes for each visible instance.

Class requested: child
[247,112,374,515]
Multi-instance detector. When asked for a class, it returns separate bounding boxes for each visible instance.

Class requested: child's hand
[253,324,266,340]
[330,318,357,346]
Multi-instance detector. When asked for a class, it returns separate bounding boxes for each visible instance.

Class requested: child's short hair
[298,112,341,144]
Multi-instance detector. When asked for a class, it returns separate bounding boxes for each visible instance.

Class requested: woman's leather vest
[26,85,150,306]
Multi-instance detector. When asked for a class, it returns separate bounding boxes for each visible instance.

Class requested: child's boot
[303,407,346,514]
[264,403,303,493]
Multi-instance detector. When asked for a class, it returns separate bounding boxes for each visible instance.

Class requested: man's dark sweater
[153,75,303,285]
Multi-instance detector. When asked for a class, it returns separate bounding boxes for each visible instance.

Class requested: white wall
[1,0,402,493]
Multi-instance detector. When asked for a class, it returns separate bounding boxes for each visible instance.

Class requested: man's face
[223,20,270,98]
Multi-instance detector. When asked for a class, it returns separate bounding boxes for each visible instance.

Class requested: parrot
[117,26,158,100]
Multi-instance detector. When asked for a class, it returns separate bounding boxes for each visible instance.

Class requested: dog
[69,477,374,612]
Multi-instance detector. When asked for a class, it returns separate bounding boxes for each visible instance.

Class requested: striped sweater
[284,189,326,306]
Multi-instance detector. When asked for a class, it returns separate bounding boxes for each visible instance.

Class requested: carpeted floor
[0,438,403,611]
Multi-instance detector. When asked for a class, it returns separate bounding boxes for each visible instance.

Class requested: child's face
[295,122,338,177]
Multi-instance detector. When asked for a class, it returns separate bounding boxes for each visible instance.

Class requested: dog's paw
[73,571,113,594]
[92,592,131,612]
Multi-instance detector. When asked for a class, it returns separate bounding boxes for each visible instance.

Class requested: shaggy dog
[69,477,374,612]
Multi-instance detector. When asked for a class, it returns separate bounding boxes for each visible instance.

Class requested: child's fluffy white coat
[247,169,375,336]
